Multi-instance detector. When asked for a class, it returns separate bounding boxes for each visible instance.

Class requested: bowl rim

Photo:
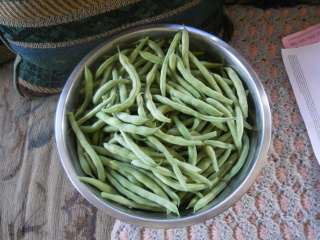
[55,23,271,228]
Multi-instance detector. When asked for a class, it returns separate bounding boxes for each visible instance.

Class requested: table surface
[1,4,320,240]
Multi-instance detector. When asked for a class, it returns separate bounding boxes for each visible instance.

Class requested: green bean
[153,94,236,123]
[74,67,93,120]
[217,148,232,168]
[139,146,165,158]
[167,80,193,97]
[171,96,186,106]
[147,135,187,190]
[77,92,117,126]
[91,129,100,146]
[186,196,198,210]
[134,167,180,205]
[113,132,129,148]
[80,119,106,133]
[119,83,130,113]
[189,117,201,131]
[112,67,119,79]
[181,168,212,186]
[139,50,163,64]
[96,112,161,135]
[165,146,186,162]
[121,131,157,166]
[153,172,208,192]
[110,170,179,215]
[182,27,190,70]
[169,51,177,73]
[227,120,242,152]
[101,192,166,212]
[223,133,250,180]
[102,153,134,169]
[136,93,148,118]
[224,67,248,118]
[181,117,197,127]
[78,176,118,194]
[211,73,240,107]
[193,181,229,212]
[103,142,136,161]
[235,105,244,140]
[244,121,253,130]
[160,31,182,96]
[76,139,94,177]
[155,130,202,146]
[106,169,161,207]
[176,56,233,105]
[105,86,118,104]
[114,112,150,125]
[103,50,141,113]
[83,148,98,177]
[168,66,202,99]
[93,78,130,105]
[172,158,202,173]
[129,37,149,63]
[191,131,217,141]
[187,160,233,209]
[204,145,219,173]
[95,53,118,79]
[130,133,146,142]
[165,127,181,136]
[113,164,146,188]
[194,120,208,133]
[222,77,233,85]
[111,161,169,200]
[145,63,171,123]
[68,112,105,182]
[216,129,232,143]
[207,152,238,181]
[203,140,237,150]
[177,191,194,206]
[132,57,147,70]
[102,125,118,133]
[188,51,222,93]
[99,64,114,86]
[205,98,233,118]
[147,39,165,57]
[137,61,153,75]
[173,116,197,166]
[196,156,213,174]
[168,86,223,117]
[157,104,174,115]
[197,61,223,69]
[131,160,177,179]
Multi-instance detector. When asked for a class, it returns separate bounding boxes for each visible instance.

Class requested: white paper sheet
[281,42,320,163]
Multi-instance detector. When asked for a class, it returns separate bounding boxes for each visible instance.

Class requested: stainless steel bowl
[55,24,271,228]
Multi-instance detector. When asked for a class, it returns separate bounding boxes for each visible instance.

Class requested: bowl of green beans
[55,24,271,228]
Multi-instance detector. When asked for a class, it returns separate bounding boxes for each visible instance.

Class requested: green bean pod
[110,170,180,215]
[160,31,182,96]
[103,50,141,113]
[68,112,105,182]
[96,112,161,136]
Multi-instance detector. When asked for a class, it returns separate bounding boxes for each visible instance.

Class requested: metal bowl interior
[55,24,271,228]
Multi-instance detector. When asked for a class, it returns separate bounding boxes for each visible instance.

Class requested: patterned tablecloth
[1,4,320,240]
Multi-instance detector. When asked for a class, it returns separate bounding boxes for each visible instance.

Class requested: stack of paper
[281,23,320,164]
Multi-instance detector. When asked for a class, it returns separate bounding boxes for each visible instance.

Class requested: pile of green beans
[68,28,252,215]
